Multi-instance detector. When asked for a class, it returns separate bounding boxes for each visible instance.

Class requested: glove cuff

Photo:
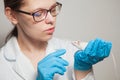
[74,63,92,71]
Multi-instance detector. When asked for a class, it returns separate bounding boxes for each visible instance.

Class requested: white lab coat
[0,37,95,80]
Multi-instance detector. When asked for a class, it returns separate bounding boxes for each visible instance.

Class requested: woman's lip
[45,27,55,31]
[44,27,55,34]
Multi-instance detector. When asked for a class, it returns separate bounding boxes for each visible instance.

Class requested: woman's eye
[33,12,42,17]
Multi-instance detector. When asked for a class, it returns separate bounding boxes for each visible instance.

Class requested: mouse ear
[72,41,88,50]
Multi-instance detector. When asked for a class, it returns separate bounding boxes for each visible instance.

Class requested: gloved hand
[36,49,69,80]
[74,38,112,71]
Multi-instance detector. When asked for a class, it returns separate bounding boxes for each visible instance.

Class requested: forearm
[74,69,92,80]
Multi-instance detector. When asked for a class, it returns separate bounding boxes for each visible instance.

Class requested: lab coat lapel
[46,38,58,55]
[12,53,36,80]
[4,37,36,80]
[3,37,26,79]
[12,53,28,80]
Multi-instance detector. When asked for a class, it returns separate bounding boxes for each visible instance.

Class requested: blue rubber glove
[36,49,69,80]
[74,38,112,71]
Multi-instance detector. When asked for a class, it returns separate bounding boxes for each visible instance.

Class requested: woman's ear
[5,7,18,25]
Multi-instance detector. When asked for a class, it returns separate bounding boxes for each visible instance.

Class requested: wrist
[74,69,92,80]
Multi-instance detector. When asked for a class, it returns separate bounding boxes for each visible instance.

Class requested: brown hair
[4,0,23,42]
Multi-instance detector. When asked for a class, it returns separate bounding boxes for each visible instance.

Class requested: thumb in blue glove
[36,49,69,80]
[74,38,112,71]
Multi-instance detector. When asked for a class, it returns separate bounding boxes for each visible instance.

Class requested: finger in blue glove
[36,49,69,80]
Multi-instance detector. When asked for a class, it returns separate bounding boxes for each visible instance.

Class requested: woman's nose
[45,12,54,24]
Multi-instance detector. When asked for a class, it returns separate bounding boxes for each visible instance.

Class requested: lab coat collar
[3,37,36,80]
[3,37,19,61]
[46,37,59,55]
[4,37,63,60]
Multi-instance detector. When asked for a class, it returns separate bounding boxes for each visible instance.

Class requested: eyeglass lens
[33,3,61,22]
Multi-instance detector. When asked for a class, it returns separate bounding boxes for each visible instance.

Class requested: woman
[0,0,112,80]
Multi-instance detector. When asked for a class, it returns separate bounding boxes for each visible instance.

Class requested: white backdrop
[0,0,120,80]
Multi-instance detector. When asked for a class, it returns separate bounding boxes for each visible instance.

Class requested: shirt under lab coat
[0,37,95,80]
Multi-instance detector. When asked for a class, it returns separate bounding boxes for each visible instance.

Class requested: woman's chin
[41,35,53,42]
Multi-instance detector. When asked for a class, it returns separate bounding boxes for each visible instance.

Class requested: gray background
[0,0,120,80]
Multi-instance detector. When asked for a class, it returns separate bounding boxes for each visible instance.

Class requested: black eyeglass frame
[15,2,62,22]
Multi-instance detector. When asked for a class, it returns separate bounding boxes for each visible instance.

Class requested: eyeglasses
[15,2,62,22]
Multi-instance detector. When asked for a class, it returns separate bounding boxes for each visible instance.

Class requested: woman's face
[15,0,57,42]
